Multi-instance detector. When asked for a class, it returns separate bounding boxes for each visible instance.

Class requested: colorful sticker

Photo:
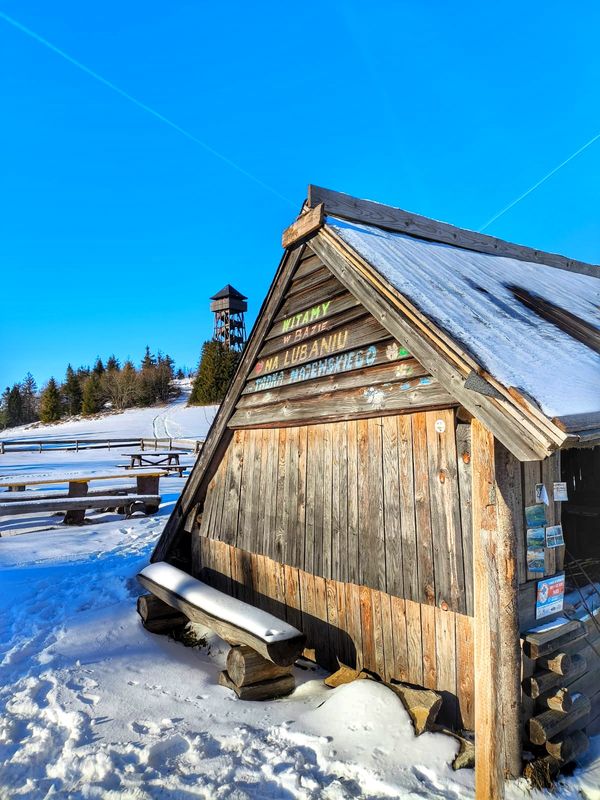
[536,573,565,619]
[527,548,545,574]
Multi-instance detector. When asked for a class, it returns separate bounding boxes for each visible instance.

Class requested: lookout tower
[210,285,248,352]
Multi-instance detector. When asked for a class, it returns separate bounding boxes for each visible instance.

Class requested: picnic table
[0,469,167,523]
[123,451,182,468]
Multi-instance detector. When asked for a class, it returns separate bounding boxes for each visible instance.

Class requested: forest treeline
[1,348,184,428]
[1,339,242,430]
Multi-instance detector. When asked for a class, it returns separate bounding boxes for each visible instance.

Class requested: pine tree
[8,385,22,426]
[63,365,83,416]
[189,341,240,405]
[176,368,185,380]
[141,346,156,370]
[39,378,62,423]
[93,357,105,376]
[21,373,38,423]
[82,374,103,415]
[106,354,120,372]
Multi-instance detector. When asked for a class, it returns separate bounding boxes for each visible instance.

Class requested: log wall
[194,537,475,730]
[196,412,473,616]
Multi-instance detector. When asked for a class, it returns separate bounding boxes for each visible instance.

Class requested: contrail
[0,10,295,206]
[479,129,600,232]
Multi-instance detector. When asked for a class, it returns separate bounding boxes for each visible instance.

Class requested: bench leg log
[64,480,88,525]
[219,645,295,700]
[137,593,187,634]
[136,475,160,514]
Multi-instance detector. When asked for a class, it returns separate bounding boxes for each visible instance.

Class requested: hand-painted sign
[248,342,413,393]
[535,573,565,619]
[281,301,332,333]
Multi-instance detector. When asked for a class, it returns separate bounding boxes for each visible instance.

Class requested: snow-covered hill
[0,381,218,442]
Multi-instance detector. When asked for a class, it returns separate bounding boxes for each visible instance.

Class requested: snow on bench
[0,485,138,503]
[138,561,305,666]
[0,494,161,519]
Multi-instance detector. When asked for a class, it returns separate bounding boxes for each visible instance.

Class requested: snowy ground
[1,401,600,798]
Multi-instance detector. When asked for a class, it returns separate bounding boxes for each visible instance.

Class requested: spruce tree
[82,374,103,415]
[21,373,38,423]
[106,354,120,372]
[63,365,83,416]
[39,378,62,423]
[7,384,24,426]
[189,341,240,405]
[93,357,105,376]
[141,346,156,369]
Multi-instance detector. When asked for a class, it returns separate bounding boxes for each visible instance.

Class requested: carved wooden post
[472,420,522,800]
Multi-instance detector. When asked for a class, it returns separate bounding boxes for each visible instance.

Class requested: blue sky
[1,1,599,389]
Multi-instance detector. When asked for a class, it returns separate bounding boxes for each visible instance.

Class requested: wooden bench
[0,494,161,522]
[0,485,138,503]
[137,561,305,699]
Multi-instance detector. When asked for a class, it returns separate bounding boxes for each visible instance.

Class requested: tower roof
[210,284,247,301]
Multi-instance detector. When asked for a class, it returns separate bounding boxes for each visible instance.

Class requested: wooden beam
[307,185,600,278]
[282,204,324,249]
[472,420,522,800]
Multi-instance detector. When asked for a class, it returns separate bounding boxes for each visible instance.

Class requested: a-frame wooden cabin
[151,186,600,798]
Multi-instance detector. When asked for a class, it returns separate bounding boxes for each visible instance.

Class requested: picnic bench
[137,561,305,699]
[124,451,182,468]
[118,462,188,477]
[0,469,167,524]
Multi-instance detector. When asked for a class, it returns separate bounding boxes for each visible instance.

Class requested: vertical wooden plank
[357,419,371,588]
[369,417,386,591]
[299,569,317,662]
[335,578,351,667]
[390,596,410,683]
[347,420,360,585]
[282,426,298,566]
[284,564,302,631]
[345,582,363,671]
[421,603,437,690]
[380,591,395,683]
[274,428,288,562]
[263,429,279,563]
[404,599,423,686]
[371,589,385,679]
[426,409,465,614]
[412,413,435,605]
[456,423,475,614]
[435,607,457,726]
[382,416,403,597]
[322,424,333,580]
[294,426,308,571]
[552,451,565,572]
[359,585,376,673]
[236,429,254,552]
[326,578,340,668]
[337,422,349,584]
[247,429,264,555]
[398,415,419,603]
[473,421,522,799]
[313,575,332,669]
[456,613,475,730]
[221,429,245,547]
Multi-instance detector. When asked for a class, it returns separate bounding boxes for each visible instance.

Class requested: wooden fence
[0,437,204,454]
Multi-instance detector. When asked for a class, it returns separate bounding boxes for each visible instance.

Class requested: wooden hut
[149,186,600,798]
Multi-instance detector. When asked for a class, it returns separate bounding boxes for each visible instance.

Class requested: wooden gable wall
[228,247,454,428]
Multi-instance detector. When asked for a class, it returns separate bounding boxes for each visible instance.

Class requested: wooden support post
[65,480,88,525]
[472,420,522,800]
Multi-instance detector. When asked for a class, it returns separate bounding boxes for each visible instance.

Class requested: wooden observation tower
[210,285,248,352]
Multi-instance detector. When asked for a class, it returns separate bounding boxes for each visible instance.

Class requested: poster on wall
[536,573,565,620]
[553,482,569,501]
[525,504,547,528]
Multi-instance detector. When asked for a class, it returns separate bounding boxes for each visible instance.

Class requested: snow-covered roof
[327,217,600,425]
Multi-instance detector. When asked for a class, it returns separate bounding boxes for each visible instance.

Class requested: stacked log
[521,619,591,783]
[137,593,187,633]
[219,645,295,700]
